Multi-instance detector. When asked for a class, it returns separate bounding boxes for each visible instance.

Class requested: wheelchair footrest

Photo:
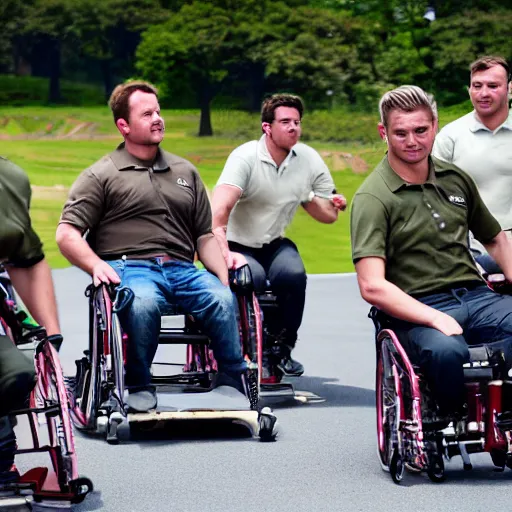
[158,329,209,345]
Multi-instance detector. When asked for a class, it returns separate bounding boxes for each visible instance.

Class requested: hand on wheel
[227,251,248,270]
[92,261,121,287]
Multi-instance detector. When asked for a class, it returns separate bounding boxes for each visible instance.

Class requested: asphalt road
[16,269,512,512]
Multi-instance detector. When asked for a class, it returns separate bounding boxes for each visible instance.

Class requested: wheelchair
[372,306,512,484]
[67,270,278,444]
[232,267,321,404]
[0,267,92,508]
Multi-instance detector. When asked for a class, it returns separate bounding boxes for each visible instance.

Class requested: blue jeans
[391,284,512,415]
[108,259,246,389]
[228,238,307,347]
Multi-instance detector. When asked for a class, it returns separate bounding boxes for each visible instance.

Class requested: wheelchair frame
[375,314,512,484]
[68,283,277,444]
[0,269,92,507]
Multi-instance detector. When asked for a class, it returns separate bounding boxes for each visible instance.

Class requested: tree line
[2,0,511,135]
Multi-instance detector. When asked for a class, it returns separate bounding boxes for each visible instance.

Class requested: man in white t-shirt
[212,94,346,377]
[432,55,512,273]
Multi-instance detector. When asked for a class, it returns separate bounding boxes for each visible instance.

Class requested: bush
[0,75,105,106]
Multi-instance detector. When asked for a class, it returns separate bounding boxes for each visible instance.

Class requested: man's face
[380,107,436,166]
[262,106,301,151]
[469,65,509,121]
[124,90,164,146]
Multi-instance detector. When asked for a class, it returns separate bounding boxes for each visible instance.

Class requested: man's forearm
[7,260,60,335]
[212,226,231,263]
[197,234,229,285]
[359,276,439,327]
[303,197,338,223]
[56,224,102,275]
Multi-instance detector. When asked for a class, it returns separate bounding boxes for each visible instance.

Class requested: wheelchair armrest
[229,264,254,295]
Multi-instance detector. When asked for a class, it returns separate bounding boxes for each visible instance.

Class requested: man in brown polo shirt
[56,81,247,412]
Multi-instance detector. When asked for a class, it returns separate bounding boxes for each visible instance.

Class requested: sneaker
[126,387,157,413]
[0,466,20,488]
[213,370,259,409]
[277,346,304,376]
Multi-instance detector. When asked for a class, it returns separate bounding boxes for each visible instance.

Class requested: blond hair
[379,85,437,127]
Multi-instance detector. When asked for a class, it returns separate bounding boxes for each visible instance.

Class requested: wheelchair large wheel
[376,339,401,473]
[237,293,264,409]
[32,340,80,490]
[70,286,106,430]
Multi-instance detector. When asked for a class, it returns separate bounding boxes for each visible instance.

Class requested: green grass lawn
[1,104,467,273]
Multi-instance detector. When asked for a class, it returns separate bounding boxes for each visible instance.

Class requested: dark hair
[261,93,304,124]
[108,81,159,123]
[470,56,510,83]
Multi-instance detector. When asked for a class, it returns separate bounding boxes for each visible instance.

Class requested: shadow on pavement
[262,375,375,409]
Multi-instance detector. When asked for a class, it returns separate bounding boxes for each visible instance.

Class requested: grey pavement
[15,269,512,512]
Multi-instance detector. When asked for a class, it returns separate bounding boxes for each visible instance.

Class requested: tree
[22,0,76,102]
[72,0,168,98]
[136,2,234,136]
[431,9,512,104]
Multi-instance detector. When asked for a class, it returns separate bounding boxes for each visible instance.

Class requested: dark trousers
[229,238,307,348]
[0,334,36,472]
[391,284,512,416]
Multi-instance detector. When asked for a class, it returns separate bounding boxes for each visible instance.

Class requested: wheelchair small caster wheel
[70,477,94,504]
[427,454,445,483]
[463,463,473,471]
[389,449,404,484]
[258,407,278,442]
[107,412,125,444]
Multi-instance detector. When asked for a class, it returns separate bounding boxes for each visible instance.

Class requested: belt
[411,280,484,299]
[149,254,176,264]
[104,254,177,263]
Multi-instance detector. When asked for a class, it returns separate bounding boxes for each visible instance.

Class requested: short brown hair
[261,94,304,124]
[379,85,437,128]
[108,81,159,122]
[470,56,510,82]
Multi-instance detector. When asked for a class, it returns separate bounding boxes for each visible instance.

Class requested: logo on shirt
[449,194,466,207]
[177,177,190,188]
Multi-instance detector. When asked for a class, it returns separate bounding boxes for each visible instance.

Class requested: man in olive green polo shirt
[0,156,62,485]
[351,85,512,418]
[57,81,248,413]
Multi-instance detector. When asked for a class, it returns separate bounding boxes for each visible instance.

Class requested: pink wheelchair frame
[69,277,277,444]
[373,307,512,484]
[0,273,92,505]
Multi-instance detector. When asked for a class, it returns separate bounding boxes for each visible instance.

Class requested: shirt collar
[110,142,170,172]
[257,134,297,166]
[377,155,437,193]
[469,110,512,134]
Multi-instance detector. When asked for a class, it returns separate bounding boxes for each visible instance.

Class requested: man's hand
[331,194,347,212]
[226,251,248,270]
[430,311,463,336]
[92,261,121,287]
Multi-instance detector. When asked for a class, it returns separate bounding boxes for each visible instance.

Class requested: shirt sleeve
[216,151,251,192]
[59,169,105,233]
[462,172,501,243]
[432,130,455,164]
[310,150,336,197]
[9,176,45,267]
[350,193,389,263]
[192,169,213,240]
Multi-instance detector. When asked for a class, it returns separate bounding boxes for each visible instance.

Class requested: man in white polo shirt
[212,93,346,377]
[433,55,512,273]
